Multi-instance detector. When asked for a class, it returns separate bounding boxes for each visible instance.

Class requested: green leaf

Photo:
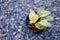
[39,20,52,27]
[35,22,45,30]
[37,7,50,17]
[42,16,54,22]
[29,9,39,23]
[40,11,50,17]
[38,7,44,14]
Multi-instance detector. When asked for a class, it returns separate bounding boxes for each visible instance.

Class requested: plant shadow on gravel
[25,19,44,35]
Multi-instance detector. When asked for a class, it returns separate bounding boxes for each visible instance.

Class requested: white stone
[19,26,22,29]
[13,32,16,35]
[8,0,12,1]
[18,29,21,32]
[56,18,59,20]
[34,0,41,4]
[11,18,14,20]
[20,21,24,24]
[55,36,57,38]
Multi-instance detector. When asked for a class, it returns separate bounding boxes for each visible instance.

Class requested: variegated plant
[29,7,54,30]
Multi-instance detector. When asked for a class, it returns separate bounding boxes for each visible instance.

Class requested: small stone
[34,0,41,4]
[55,36,58,38]
[19,26,22,29]
[55,17,59,20]
[13,32,16,35]
[11,18,14,20]
[18,39,21,40]
[20,21,24,24]
[8,0,12,1]
[18,29,21,32]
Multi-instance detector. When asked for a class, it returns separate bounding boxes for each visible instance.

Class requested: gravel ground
[0,0,60,40]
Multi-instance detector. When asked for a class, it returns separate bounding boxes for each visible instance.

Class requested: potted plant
[26,7,54,32]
